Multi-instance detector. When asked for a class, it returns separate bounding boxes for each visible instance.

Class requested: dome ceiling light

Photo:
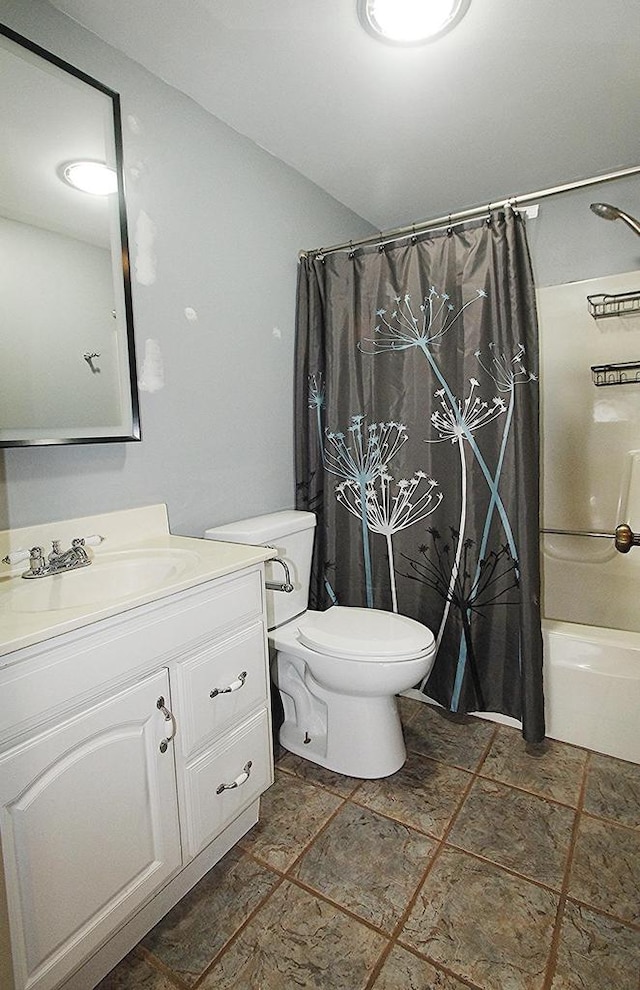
[60,160,117,195]
[358,0,471,45]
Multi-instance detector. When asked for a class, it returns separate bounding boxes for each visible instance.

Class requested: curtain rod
[301,163,640,260]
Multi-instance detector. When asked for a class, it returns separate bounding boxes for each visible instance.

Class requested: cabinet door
[0,670,181,990]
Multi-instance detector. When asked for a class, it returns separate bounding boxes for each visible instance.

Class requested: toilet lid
[297,607,435,661]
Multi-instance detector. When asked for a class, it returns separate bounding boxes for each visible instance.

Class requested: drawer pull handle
[210,671,247,699]
[157,696,177,753]
[216,760,253,794]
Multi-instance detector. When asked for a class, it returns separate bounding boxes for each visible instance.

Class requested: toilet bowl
[272,606,434,777]
[205,510,436,778]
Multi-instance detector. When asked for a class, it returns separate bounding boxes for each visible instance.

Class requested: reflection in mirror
[0,24,140,446]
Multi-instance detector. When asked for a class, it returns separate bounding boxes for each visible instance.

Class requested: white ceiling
[50,0,640,231]
[0,33,113,246]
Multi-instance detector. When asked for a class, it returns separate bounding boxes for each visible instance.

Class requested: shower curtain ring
[378,232,385,253]
[447,215,453,236]
[486,206,492,226]
[348,240,355,259]
[411,224,418,244]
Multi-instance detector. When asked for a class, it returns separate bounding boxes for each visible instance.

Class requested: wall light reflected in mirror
[60,160,117,195]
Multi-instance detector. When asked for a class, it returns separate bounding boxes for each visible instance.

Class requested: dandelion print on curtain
[295,209,544,742]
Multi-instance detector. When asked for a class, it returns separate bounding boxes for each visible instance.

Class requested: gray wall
[2,0,639,539]
[0,0,375,536]
[526,174,640,288]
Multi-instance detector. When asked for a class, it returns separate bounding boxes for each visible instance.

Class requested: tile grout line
[274,758,363,802]
[363,731,495,990]
[273,716,497,990]
[186,780,352,990]
[192,790,356,982]
[380,720,597,988]
[440,840,571,898]
[227,733,638,990]
[189,871,289,989]
[541,745,592,990]
[347,770,475,841]
[283,873,397,941]
[560,894,640,933]
[393,943,488,990]
[140,711,637,989]
[274,734,489,989]
[280,792,350,874]
[134,944,192,990]
[579,806,640,835]
[473,770,588,811]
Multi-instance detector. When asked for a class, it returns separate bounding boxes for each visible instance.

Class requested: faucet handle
[67,534,105,553]
[3,547,46,575]
[79,534,105,547]
[2,548,32,566]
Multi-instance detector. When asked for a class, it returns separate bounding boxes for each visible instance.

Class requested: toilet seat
[297,606,435,662]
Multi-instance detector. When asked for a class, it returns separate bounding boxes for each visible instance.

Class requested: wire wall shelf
[587,290,640,320]
[591,361,640,387]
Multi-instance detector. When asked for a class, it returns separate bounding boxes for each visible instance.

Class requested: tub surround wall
[539,270,640,541]
[539,268,640,632]
[0,0,375,536]
[538,269,640,764]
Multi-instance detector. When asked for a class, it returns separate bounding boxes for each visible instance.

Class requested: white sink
[4,549,200,613]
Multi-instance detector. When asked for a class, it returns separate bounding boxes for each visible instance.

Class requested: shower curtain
[294,209,544,742]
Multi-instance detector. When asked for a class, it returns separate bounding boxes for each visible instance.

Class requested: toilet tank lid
[205,510,316,545]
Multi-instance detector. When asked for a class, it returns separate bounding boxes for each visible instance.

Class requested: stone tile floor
[99,699,640,989]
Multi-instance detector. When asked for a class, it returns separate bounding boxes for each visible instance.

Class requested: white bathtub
[541,532,640,764]
[410,616,639,765]
[543,619,640,764]
[406,530,640,764]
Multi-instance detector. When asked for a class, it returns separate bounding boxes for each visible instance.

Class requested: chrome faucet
[48,538,92,572]
[2,535,104,579]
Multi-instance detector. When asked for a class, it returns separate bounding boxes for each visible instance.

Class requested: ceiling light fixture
[60,160,118,195]
[358,0,471,45]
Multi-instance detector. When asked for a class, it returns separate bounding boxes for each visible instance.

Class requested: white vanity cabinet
[0,563,274,990]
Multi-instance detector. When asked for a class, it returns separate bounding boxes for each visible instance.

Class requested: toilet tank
[204,510,316,630]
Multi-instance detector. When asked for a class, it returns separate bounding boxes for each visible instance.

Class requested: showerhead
[590,202,620,221]
[590,202,640,237]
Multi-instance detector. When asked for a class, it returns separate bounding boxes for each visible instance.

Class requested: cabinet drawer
[0,568,265,746]
[181,709,273,859]
[175,622,268,760]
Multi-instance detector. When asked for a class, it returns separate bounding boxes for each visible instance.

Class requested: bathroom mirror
[0,24,140,446]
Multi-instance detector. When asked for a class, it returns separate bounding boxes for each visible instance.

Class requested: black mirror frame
[0,22,141,447]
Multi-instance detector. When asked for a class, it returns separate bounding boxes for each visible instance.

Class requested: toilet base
[278,692,407,779]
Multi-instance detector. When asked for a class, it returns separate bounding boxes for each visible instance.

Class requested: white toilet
[205,510,436,778]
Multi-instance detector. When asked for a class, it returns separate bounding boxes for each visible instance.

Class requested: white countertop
[0,505,273,659]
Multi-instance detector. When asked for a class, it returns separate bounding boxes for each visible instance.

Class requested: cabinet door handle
[216,760,253,794]
[157,696,177,753]
[209,671,247,699]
